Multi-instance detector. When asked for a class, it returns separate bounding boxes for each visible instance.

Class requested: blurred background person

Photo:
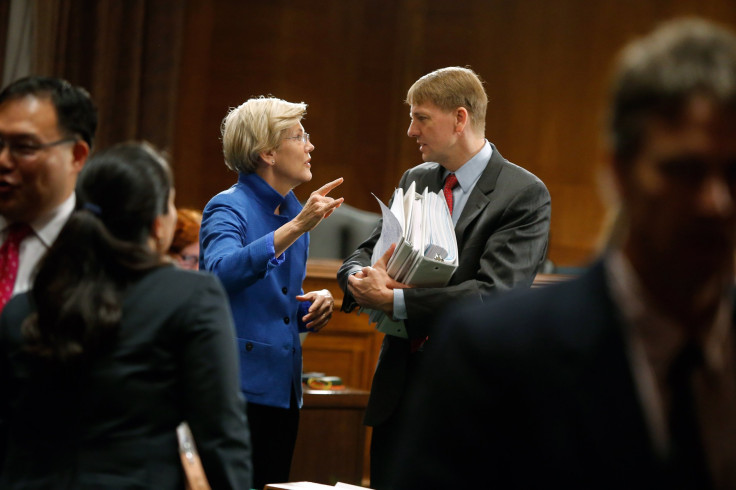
[200,96,342,489]
[0,142,251,489]
[168,207,202,270]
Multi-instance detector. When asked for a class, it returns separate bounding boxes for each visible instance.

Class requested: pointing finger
[316,177,344,197]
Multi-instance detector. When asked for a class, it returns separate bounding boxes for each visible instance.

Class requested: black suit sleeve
[175,275,252,490]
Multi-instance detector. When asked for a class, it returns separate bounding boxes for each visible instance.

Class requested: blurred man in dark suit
[390,18,736,490]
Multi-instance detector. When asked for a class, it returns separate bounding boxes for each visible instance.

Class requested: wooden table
[289,388,370,486]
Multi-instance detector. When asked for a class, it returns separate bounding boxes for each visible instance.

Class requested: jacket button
[282,287,288,294]
[245,342,253,352]
[292,347,296,354]
[283,317,290,324]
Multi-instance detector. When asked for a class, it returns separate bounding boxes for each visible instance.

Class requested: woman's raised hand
[294,177,344,233]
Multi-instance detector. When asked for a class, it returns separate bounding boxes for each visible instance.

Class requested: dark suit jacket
[337,144,551,426]
[0,266,252,489]
[390,261,682,489]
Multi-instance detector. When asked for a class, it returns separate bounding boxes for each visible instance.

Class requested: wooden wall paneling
[171,0,736,267]
[301,331,374,391]
[172,0,216,210]
[29,0,186,152]
[137,0,186,153]
[290,389,371,485]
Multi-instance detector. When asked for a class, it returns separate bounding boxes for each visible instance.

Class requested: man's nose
[407,121,418,138]
[0,144,13,170]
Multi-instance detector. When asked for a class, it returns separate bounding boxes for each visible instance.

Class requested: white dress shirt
[393,141,492,320]
[0,193,76,297]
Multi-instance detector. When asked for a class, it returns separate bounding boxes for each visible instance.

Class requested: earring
[272,160,275,164]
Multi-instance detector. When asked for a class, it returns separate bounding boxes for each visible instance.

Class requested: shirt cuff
[393,288,408,320]
[267,231,285,266]
[298,300,312,332]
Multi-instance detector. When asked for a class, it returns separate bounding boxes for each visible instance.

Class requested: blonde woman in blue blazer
[200,96,343,489]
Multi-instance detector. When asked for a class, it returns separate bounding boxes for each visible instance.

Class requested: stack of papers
[364,181,458,338]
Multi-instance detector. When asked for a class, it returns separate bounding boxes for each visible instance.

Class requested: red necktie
[443,173,459,215]
[0,223,33,312]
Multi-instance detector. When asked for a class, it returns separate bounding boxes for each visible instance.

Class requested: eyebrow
[0,131,40,140]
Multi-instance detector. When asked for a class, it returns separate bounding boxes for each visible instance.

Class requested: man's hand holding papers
[347,244,410,315]
[347,182,458,338]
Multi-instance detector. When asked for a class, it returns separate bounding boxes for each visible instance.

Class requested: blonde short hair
[406,67,488,135]
[221,96,307,173]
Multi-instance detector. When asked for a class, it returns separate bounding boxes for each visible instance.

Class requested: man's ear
[71,140,90,172]
[454,107,469,133]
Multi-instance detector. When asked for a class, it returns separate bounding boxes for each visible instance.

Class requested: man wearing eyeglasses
[0,76,98,312]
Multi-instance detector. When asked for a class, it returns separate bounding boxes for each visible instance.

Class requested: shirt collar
[0,193,76,247]
[237,172,300,215]
[605,249,733,372]
[445,140,492,192]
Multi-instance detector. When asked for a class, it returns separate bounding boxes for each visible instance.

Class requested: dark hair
[22,142,173,363]
[609,18,736,164]
[0,76,98,148]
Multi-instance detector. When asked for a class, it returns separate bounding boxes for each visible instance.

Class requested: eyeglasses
[0,137,77,161]
[283,133,310,145]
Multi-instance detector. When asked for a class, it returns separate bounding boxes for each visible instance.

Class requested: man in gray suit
[337,66,551,489]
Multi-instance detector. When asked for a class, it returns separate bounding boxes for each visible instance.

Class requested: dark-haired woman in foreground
[0,142,252,489]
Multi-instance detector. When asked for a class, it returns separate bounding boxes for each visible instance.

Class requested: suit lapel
[454,144,503,250]
[568,263,661,479]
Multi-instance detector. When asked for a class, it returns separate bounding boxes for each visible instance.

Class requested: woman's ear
[259,149,276,166]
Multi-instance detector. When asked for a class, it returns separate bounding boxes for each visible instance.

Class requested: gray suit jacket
[337,144,551,425]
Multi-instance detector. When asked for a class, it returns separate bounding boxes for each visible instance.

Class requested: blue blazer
[200,173,310,409]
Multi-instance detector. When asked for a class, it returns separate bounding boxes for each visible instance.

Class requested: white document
[363,182,458,338]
